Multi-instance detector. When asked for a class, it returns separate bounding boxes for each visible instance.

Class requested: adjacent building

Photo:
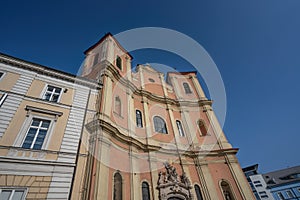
[243,165,300,200]
[264,166,300,200]
[0,53,100,199]
[243,164,274,200]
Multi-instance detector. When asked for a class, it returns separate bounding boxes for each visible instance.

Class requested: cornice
[85,119,238,157]
[101,61,213,107]
[0,53,102,89]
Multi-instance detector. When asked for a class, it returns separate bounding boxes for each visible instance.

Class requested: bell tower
[81,33,133,81]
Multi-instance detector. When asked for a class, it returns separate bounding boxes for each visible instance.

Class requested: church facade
[72,33,255,200]
[0,33,254,200]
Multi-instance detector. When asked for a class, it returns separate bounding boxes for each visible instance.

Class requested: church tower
[77,33,255,200]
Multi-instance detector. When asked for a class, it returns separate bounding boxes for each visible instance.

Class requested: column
[203,106,232,149]
[190,75,206,100]
[100,74,113,119]
[126,56,132,82]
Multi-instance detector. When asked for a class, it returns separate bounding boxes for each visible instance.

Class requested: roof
[0,52,101,88]
[83,32,133,59]
[167,71,197,76]
[263,165,300,188]
[242,164,259,173]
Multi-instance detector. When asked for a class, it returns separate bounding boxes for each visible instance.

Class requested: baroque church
[0,33,255,200]
[74,33,255,200]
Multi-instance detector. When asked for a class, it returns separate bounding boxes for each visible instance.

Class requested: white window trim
[0,71,6,81]
[277,192,284,200]
[219,180,238,200]
[153,115,168,134]
[182,82,193,95]
[176,120,185,137]
[0,93,8,107]
[286,190,294,198]
[0,187,28,200]
[40,84,63,103]
[14,106,62,150]
[136,109,143,128]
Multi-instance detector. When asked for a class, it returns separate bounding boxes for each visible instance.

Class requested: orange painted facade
[77,33,255,200]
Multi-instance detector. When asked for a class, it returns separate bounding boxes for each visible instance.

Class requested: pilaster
[190,75,206,100]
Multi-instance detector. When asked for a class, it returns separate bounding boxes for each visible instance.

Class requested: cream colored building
[0,53,100,200]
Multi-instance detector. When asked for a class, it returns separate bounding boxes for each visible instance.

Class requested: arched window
[153,116,168,134]
[220,180,235,200]
[194,185,203,200]
[113,172,122,200]
[115,96,121,116]
[176,120,185,137]
[183,82,192,94]
[93,53,99,66]
[198,120,208,136]
[116,56,122,70]
[142,181,150,200]
[136,110,143,128]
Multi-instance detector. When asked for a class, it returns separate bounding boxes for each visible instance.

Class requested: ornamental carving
[157,162,193,200]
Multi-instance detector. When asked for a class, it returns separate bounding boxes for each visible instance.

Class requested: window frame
[113,171,123,200]
[277,192,284,200]
[153,116,168,134]
[0,93,8,107]
[141,181,150,200]
[194,184,203,200]
[176,120,185,137]
[14,108,59,150]
[116,56,122,70]
[136,110,143,128]
[0,187,27,200]
[286,190,294,198]
[197,119,208,136]
[21,118,51,150]
[93,53,99,66]
[0,71,6,81]
[219,180,236,200]
[41,84,63,103]
[183,82,192,94]
[114,96,122,116]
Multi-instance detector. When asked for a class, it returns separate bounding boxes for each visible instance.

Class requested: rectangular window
[255,184,263,187]
[259,191,267,195]
[0,188,26,200]
[253,180,261,184]
[286,190,294,198]
[43,85,62,102]
[93,53,99,66]
[0,72,4,80]
[0,93,8,107]
[277,192,285,200]
[22,118,50,150]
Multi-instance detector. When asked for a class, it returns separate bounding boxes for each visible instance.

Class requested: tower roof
[84,32,133,59]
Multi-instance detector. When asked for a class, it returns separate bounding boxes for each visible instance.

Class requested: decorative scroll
[157,162,193,200]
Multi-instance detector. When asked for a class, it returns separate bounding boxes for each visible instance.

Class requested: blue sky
[1,0,300,173]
